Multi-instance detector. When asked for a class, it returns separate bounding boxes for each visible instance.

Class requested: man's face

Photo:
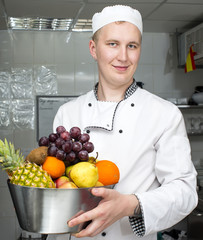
[89,21,141,88]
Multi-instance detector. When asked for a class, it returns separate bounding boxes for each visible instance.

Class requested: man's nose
[117,46,127,61]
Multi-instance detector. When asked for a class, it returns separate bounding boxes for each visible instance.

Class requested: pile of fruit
[0,126,120,189]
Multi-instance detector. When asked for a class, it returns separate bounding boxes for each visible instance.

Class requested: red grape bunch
[38,126,94,166]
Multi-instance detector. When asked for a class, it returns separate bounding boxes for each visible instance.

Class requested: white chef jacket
[51,87,198,240]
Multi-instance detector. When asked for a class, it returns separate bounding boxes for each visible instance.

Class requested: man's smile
[113,65,129,71]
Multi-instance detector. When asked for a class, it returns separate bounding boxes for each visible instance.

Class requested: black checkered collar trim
[94,79,138,101]
[85,80,138,132]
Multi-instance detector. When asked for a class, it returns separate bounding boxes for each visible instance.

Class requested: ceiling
[0,0,203,33]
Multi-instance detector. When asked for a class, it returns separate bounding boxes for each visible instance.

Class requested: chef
[51,5,198,240]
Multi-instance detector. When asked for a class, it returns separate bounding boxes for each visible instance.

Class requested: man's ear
[89,40,97,60]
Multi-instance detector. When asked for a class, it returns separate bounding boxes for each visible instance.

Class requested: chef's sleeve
[130,107,198,236]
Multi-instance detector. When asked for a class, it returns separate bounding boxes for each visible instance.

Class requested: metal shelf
[177,105,203,109]
[188,133,203,136]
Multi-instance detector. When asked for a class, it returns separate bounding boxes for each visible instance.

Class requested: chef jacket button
[88,103,92,107]
[86,130,90,133]
[131,103,135,107]
[101,232,106,237]
[119,129,123,133]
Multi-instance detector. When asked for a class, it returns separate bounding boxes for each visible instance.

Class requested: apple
[55,176,70,188]
[58,181,78,189]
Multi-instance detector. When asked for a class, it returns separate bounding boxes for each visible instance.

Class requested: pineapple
[0,139,55,188]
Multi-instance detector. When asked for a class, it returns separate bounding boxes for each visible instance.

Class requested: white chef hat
[92,5,143,35]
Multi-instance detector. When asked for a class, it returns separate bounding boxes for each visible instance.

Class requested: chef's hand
[67,187,139,238]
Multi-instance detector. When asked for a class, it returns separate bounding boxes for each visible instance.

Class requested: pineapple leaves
[0,139,25,171]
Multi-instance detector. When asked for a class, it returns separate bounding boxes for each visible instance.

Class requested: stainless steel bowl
[7,180,114,234]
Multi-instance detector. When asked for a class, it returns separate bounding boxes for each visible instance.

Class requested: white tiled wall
[0,29,203,239]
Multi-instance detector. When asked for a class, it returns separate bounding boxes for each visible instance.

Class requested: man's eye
[109,43,117,47]
[128,44,137,49]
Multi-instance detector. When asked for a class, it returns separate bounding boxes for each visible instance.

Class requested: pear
[95,181,104,187]
[70,162,98,188]
[88,156,97,164]
[65,165,74,178]
[88,152,98,164]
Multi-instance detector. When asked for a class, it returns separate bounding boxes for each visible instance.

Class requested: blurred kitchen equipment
[187,117,195,134]
[8,180,114,234]
[192,92,203,105]
[187,207,203,240]
[187,116,203,134]
[18,231,47,240]
[177,98,188,105]
[194,86,203,93]
[188,86,203,105]
[187,167,203,240]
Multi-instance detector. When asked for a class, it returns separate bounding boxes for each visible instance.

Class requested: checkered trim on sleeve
[129,216,145,237]
[129,195,145,237]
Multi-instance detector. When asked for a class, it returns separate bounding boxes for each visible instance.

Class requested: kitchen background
[0,0,203,239]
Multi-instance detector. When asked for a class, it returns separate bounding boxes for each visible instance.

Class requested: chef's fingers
[91,187,116,200]
[68,206,99,228]
[71,217,107,238]
[68,188,116,227]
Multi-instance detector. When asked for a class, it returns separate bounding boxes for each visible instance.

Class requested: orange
[95,160,120,186]
[42,156,65,179]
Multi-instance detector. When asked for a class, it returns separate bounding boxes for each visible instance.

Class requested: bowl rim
[7,179,115,190]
